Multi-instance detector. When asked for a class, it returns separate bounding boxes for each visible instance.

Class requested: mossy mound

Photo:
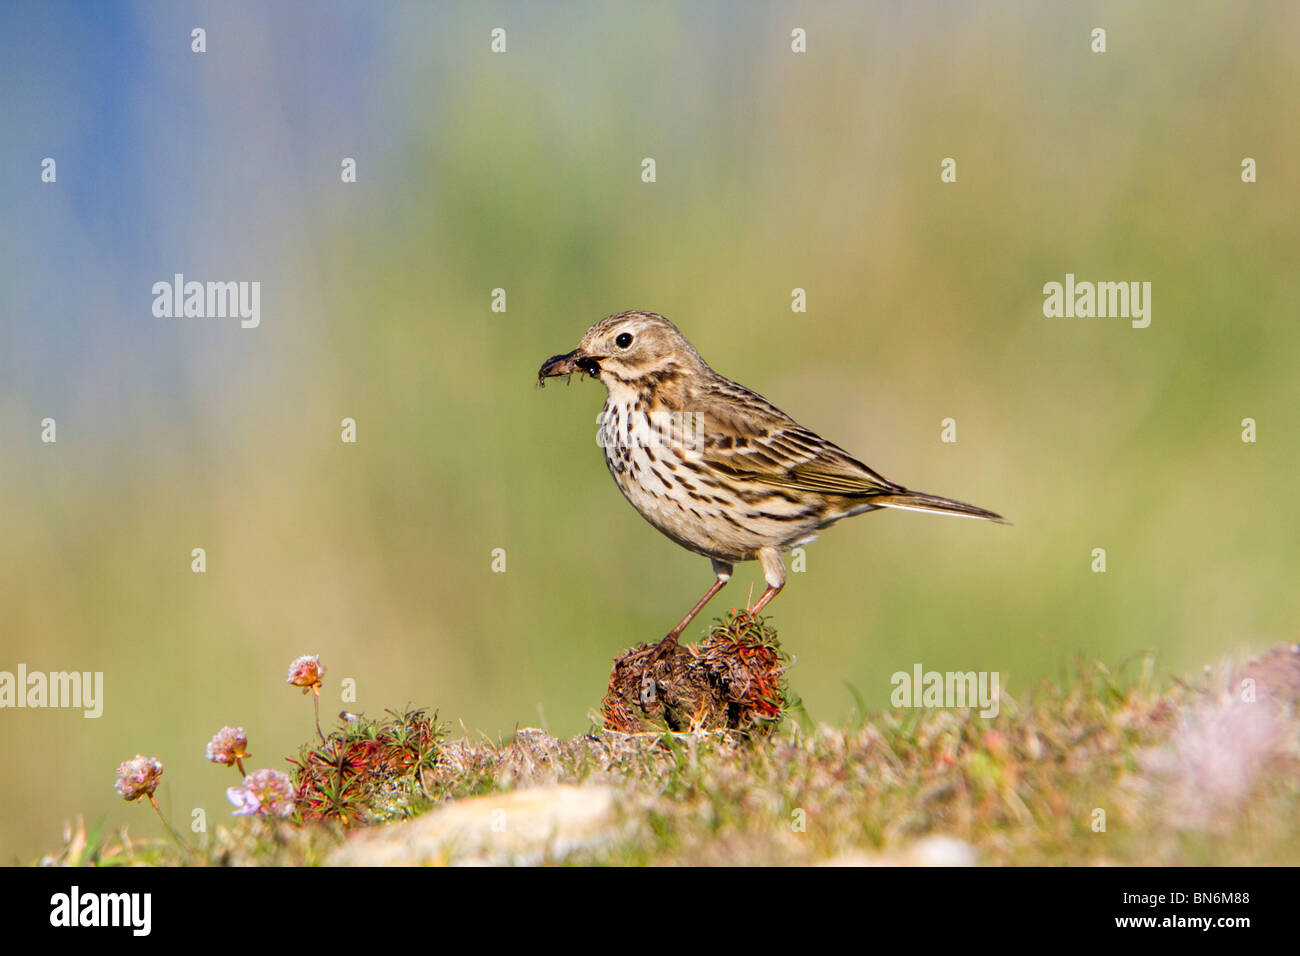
[602,610,794,734]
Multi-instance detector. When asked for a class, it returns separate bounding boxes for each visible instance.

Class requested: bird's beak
[538,348,601,385]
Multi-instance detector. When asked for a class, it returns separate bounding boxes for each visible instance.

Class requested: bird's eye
[615,332,634,348]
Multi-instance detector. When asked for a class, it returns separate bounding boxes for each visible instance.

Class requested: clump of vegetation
[289,708,448,825]
[46,633,1300,867]
[602,610,795,733]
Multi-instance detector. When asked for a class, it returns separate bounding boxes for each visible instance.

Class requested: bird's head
[537,311,707,393]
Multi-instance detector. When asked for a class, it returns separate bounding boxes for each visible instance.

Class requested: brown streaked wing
[694,377,903,498]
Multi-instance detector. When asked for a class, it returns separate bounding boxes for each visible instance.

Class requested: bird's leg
[749,547,786,615]
[648,559,733,661]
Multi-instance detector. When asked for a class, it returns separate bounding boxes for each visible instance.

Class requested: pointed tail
[872,490,1009,524]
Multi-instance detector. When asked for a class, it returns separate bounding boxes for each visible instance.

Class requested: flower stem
[147,794,194,857]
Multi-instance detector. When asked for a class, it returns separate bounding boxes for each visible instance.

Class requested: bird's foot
[645,632,680,665]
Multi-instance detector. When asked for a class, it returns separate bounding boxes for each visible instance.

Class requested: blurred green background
[1,1,1297,861]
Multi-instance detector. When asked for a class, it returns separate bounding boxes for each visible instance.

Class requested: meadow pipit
[539,311,1006,657]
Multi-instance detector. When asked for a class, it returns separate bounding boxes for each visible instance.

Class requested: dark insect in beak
[537,349,600,386]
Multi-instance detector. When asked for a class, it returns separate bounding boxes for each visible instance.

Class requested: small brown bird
[539,311,1006,656]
